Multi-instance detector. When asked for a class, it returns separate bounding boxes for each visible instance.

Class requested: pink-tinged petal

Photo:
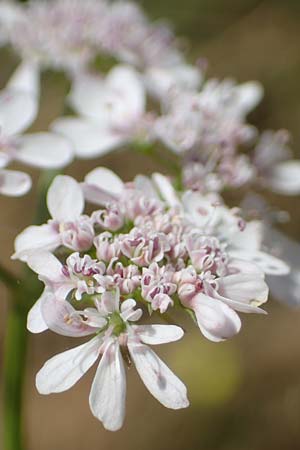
[0,169,31,196]
[13,224,60,262]
[133,324,184,345]
[128,340,189,409]
[7,60,40,97]
[228,258,264,276]
[27,251,63,280]
[27,290,48,333]
[51,117,123,158]
[107,65,145,119]
[217,274,269,306]
[152,173,180,207]
[40,293,96,337]
[36,336,101,394]
[89,339,126,431]
[15,133,73,169]
[182,191,216,227]
[191,293,241,342]
[85,167,124,194]
[47,175,84,222]
[267,160,300,195]
[0,89,37,135]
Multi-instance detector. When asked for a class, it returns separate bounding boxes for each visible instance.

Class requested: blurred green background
[1,1,300,449]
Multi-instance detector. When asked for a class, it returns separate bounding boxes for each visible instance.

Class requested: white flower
[254,130,300,195]
[0,62,73,196]
[35,290,189,431]
[13,175,94,261]
[52,65,151,158]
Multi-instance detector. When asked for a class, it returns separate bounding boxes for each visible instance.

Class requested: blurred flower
[0,62,73,196]
[52,65,154,158]
[253,130,300,195]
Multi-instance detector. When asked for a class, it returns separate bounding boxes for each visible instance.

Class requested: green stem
[0,263,18,291]
[3,169,61,450]
[3,293,28,450]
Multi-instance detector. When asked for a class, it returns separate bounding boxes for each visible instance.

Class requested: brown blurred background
[1,1,300,449]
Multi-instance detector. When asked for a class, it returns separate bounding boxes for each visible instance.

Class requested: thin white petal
[27,251,63,279]
[128,340,189,409]
[0,89,37,135]
[52,117,123,158]
[133,324,184,345]
[15,133,73,169]
[27,290,48,333]
[107,65,145,119]
[217,274,269,306]
[85,167,124,194]
[13,224,60,262]
[152,173,180,207]
[47,175,84,221]
[89,340,126,431]
[0,169,31,196]
[7,60,40,97]
[36,336,101,394]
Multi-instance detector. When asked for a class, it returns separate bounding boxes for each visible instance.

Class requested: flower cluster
[13,168,289,430]
[0,0,299,197]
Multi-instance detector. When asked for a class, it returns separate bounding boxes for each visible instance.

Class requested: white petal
[267,160,300,195]
[81,182,117,205]
[36,336,101,394]
[13,224,60,262]
[145,64,201,99]
[192,293,241,342]
[0,89,37,135]
[27,251,62,279]
[230,250,290,276]
[47,175,84,222]
[52,117,123,158]
[69,73,111,122]
[152,173,180,207]
[230,220,263,252]
[182,191,216,228]
[89,340,126,431]
[40,293,97,337]
[0,169,31,196]
[134,324,184,345]
[107,65,145,119]
[7,60,40,97]
[134,175,160,200]
[217,274,269,306]
[234,81,264,117]
[85,167,124,194]
[27,290,48,333]
[128,340,189,409]
[15,133,73,169]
